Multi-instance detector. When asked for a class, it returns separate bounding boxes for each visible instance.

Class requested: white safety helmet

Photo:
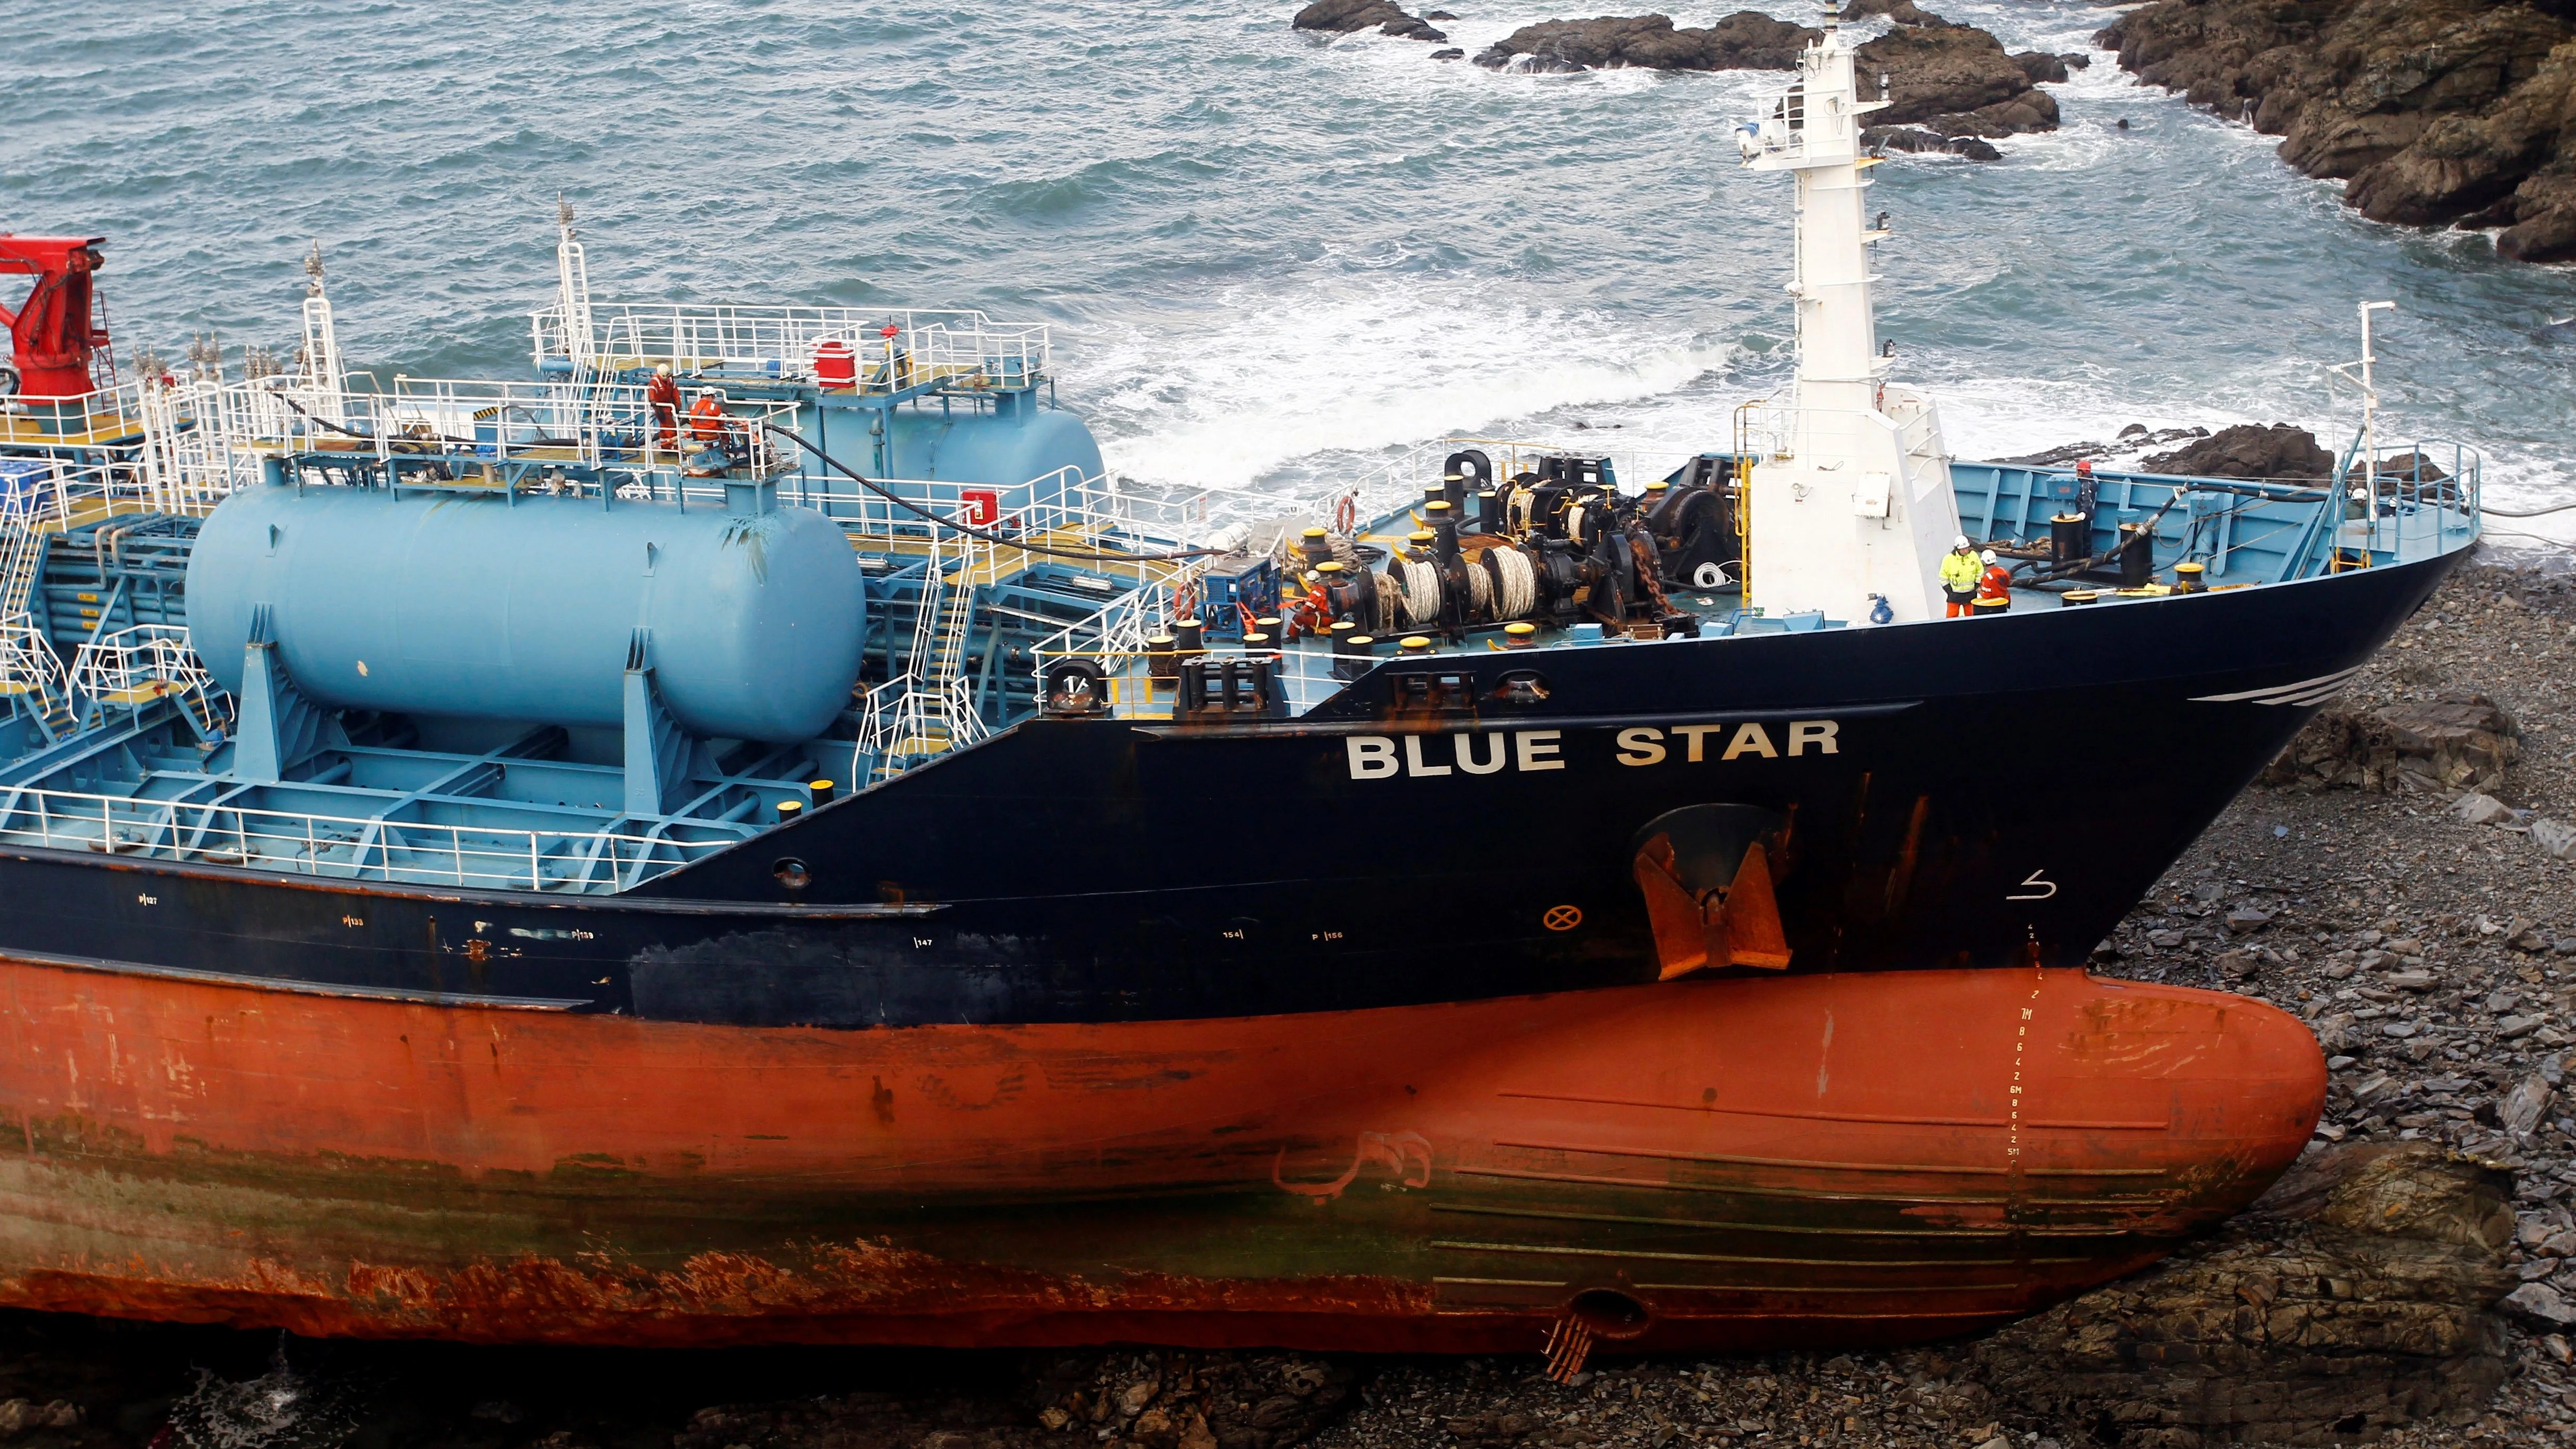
[656,363,671,376]
[1952,535,1971,550]
[1980,549,1998,565]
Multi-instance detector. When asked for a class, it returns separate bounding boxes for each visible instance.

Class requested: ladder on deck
[858,532,991,778]
[0,491,65,737]
[0,622,75,742]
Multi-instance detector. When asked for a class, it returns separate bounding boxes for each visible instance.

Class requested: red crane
[0,236,112,400]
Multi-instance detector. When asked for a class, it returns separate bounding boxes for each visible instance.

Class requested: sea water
[9,0,2573,547]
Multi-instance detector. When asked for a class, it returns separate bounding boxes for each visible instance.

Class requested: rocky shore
[2096,0,2576,264]
[1458,6,2065,143]
[1293,0,2066,150]
[0,561,2566,1446]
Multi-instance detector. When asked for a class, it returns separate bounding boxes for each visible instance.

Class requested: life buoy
[688,393,727,442]
[1333,494,1356,535]
[1171,581,1201,623]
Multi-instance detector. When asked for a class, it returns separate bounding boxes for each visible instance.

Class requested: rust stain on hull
[0,957,2324,1352]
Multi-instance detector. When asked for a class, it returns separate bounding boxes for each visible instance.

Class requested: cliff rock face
[2098,0,2576,261]
[1973,1142,2516,1447]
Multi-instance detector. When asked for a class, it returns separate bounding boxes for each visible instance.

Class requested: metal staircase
[854,530,993,780]
[0,485,68,739]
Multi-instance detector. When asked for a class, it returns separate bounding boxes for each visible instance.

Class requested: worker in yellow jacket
[1939,535,1981,618]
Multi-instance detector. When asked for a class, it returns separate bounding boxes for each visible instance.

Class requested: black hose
[755,418,1225,565]
[274,391,381,440]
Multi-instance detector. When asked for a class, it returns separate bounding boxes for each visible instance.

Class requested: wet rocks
[1470,12,1816,73]
[671,1352,1354,1449]
[1996,424,2208,468]
[1973,1142,2515,1446]
[2262,690,2522,796]
[1462,4,2061,137]
[2010,51,2071,85]
[165,1361,357,1449]
[1838,0,1950,27]
[1863,125,2002,160]
[1292,0,1448,43]
[2096,0,2576,263]
[2142,422,2335,482]
[0,1400,79,1437]
[1858,24,2061,136]
[1027,1352,1354,1449]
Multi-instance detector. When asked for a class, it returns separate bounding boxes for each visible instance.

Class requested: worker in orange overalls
[646,364,683,451]
[688,391,728,444]
[1976,548,2015,612]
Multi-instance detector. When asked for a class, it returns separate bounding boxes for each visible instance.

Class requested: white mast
[2327,299,2397,568]
[294,242,348,429]
[1738,10,1964,623]
[554,198,598,381]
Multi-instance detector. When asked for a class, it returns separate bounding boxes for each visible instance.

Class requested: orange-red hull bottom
[0,957,2323,1353]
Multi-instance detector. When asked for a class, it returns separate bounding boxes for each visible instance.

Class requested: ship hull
[0,954,2320,1350]
[0,550,2456,1024]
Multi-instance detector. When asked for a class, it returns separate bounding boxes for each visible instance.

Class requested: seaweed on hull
[2099,0,2576,263]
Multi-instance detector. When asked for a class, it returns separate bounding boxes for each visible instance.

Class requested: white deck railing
[0,783,738,893]
[0,623,70,719]
[533,301,1053,394]
[154,375,808,494]
[66,624,225,726]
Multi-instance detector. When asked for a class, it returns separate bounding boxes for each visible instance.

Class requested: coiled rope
[1371,570,1406,630]
[1399,558,1442,625]
[1490,544,1537,619]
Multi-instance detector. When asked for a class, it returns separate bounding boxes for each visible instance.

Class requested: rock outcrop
[1839,0,1950,27]
[1973,1142,2516,1447]
[1471,12,1816,72]
[2097,0,2576,263]
[1861,24,2060,135]
[1293,0,1447,43]
[1469,7,2059,136]
[1863,125,2002,161]
[2263,691,2523,796]
[2143,422,2334,481]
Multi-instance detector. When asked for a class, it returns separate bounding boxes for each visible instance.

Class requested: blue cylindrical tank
[186,484,866,743]
[824,394,1104,514]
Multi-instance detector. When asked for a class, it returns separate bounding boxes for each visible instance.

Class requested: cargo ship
[0,24,2476,1359]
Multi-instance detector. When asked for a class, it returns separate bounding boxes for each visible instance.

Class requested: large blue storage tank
[186,484,866,743]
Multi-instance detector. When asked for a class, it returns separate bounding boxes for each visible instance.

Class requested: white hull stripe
[2189,664,2367,706]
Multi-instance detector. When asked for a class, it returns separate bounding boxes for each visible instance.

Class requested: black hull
[0,553,2455,1027]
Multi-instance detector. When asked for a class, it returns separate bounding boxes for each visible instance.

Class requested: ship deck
[0,410,2482,894]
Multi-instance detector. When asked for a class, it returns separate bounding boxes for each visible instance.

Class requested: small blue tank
[837,394,1104,515]
[187,483,866,743]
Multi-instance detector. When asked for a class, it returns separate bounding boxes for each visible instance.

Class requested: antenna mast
[1736,8,1964,623]
[295,242,348,428]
